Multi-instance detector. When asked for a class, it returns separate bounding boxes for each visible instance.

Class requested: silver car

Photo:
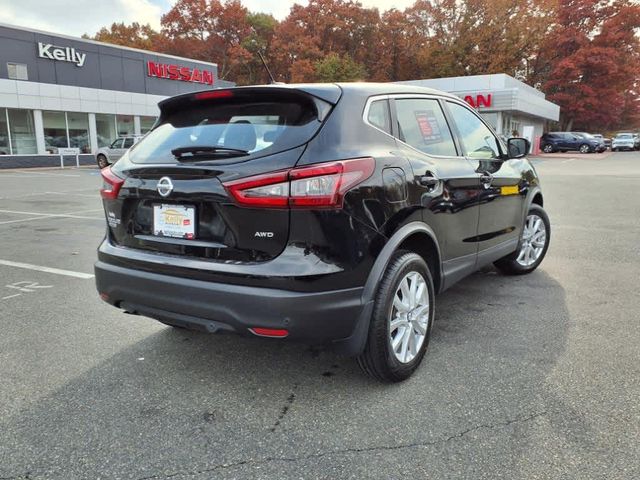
[611,133,638,152]
[96,135,143,169]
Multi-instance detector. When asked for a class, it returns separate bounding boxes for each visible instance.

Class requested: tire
[579,144,591,154]
[542,143,554,153]
[357,250,435,383]
[97,154,109,169]
[494,204,550,275]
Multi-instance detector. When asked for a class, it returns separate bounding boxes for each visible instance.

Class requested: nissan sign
[147,61,215,85]
[37,42,86,67]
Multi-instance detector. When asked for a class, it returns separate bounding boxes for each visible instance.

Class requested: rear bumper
[95,260,365,346]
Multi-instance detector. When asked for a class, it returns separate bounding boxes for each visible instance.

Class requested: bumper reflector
[249,327,289,338]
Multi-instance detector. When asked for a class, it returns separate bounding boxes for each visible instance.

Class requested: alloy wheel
[516,214,547,267]
[579,144,590,153]
[389,271,429,364]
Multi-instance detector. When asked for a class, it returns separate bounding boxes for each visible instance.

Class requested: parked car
[95,83,550,382]
[96,135,143,168]
[592,134,611,150]
[612,133,638,151]
[540,131,603,153]
[571,132,606,153]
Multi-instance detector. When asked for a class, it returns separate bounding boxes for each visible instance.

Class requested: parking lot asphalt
[0,152,639,480]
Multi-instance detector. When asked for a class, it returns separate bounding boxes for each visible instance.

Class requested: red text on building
[147,61,214,85]
[464,94,492,108]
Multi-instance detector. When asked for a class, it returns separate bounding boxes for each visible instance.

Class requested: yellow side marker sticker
[501,185,519,196]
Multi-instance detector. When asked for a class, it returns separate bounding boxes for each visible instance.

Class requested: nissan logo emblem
[157,176,174,197]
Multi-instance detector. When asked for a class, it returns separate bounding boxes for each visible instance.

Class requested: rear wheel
[494,204,550,275]
[357,251,435,382]
[542,143,554,153]
[97,154,109,169]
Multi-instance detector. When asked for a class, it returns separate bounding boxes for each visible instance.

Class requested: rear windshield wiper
[171,145,249,161]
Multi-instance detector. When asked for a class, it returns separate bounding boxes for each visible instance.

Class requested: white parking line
[0,259,94,279]
[0,188,97,200]
[0,170,81,178]
[1,293,21,300]
[0,208,103,225]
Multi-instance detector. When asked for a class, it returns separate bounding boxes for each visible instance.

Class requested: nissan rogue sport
[95,83,550,382]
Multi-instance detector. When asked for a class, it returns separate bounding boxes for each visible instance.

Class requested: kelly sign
[147,61,215,85]
[38,42,86,67]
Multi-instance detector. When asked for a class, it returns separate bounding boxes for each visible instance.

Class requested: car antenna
[257,50,283,85]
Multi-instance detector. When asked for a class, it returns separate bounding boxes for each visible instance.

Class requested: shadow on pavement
[1,267,574,479]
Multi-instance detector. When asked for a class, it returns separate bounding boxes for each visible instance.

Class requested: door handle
[418,172,439,190]
[479,172,493,188]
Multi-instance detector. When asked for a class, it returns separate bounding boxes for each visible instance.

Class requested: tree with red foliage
[160,0,251,80]
[535,0,640,131]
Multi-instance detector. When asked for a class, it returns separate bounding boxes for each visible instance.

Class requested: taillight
[100,166,124,200]
[223,157,374,209]
[194,90,233,100]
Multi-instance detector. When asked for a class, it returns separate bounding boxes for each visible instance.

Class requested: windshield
[617,134,633,139]
[128,95,325,164]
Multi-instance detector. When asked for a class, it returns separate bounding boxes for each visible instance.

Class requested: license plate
[153,204,196,239]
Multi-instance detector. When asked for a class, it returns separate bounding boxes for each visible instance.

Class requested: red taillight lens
[99,166,124,200]
[223,158,374,209]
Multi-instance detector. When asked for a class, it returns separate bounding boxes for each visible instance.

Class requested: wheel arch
[332,222,443,356]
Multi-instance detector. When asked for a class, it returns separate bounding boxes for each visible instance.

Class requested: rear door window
[128,92,328,164]
[123,138,134,148]
[395,98,458,156]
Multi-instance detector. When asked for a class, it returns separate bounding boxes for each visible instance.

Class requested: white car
[611,133,638,152]
[96,135,143,169]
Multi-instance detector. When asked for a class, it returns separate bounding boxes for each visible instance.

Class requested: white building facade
[0,23,233,168]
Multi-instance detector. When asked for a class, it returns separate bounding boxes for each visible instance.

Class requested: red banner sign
[147,61,215,85]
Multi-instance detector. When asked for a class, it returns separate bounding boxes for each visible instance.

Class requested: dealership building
[397,74,560,149]
[0,23,233,168]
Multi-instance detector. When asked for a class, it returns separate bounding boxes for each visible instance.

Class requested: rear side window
[123,138,134,148]
[367,99,391,134]
[395,98,457,156]
[128,91,327,164]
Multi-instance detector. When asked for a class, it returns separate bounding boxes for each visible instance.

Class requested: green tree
[315,53,367,82]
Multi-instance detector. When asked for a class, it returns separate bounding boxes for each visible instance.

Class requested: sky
[0,0,417,38]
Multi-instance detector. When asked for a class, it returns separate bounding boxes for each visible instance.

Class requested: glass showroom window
[116,115,134,137]
[0,108,9,155]
[96,113,116,148]
[67,112,90,153]
[43,111,68,153]
[140,116,156,134]
[8,109,36,154]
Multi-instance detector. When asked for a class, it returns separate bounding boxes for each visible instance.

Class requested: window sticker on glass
[414,110,443,144]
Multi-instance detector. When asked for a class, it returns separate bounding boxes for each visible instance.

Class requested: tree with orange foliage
[86,22,163,52]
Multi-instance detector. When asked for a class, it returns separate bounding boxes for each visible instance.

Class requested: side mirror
[507,138,530,159]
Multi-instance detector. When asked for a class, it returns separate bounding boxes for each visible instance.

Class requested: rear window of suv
[128,91,328,164]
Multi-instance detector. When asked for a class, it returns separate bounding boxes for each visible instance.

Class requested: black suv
[540,131,605,153]
[96,84,550,382]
